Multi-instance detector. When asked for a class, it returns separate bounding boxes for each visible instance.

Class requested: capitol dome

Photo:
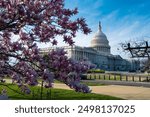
[91,22,111,54]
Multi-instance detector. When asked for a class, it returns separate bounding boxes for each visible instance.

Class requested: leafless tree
[121,40,150,72]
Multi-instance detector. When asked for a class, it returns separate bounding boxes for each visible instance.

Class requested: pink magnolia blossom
[0,0,92,94]
[0,89,8,100]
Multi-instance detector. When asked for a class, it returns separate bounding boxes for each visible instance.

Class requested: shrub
[87,69,105,73]
[80,74,87,80]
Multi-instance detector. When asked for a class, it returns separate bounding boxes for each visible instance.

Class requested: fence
[85,73,150,82]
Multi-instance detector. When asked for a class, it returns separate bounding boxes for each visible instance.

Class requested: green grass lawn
[0,83,122,100]
[81,81,106,86]
[54,80,105,86]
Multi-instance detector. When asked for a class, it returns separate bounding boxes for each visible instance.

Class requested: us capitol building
[40,23,140,71]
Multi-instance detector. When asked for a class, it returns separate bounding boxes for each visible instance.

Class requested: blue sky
[38,0,150,58]
[63,0,150,58]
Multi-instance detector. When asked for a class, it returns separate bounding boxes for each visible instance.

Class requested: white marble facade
[40,23,140,71]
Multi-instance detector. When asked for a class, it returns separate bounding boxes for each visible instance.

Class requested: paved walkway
[4,79,150,100]
[91,85,150,100]
[54,83,150,100]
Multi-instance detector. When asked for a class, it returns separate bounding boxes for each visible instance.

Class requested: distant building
[40,22,140,71]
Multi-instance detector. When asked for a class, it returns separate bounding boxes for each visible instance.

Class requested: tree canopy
[0,0,92,94]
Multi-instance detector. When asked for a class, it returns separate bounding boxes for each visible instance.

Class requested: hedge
[87,69,105,73]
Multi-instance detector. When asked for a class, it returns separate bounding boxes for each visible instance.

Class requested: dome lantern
[91,22,111,54]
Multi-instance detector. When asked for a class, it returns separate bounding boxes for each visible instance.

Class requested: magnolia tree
[0,0,92,94]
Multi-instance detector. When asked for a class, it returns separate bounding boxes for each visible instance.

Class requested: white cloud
[39,1,150,59]
[105,13,150,58]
